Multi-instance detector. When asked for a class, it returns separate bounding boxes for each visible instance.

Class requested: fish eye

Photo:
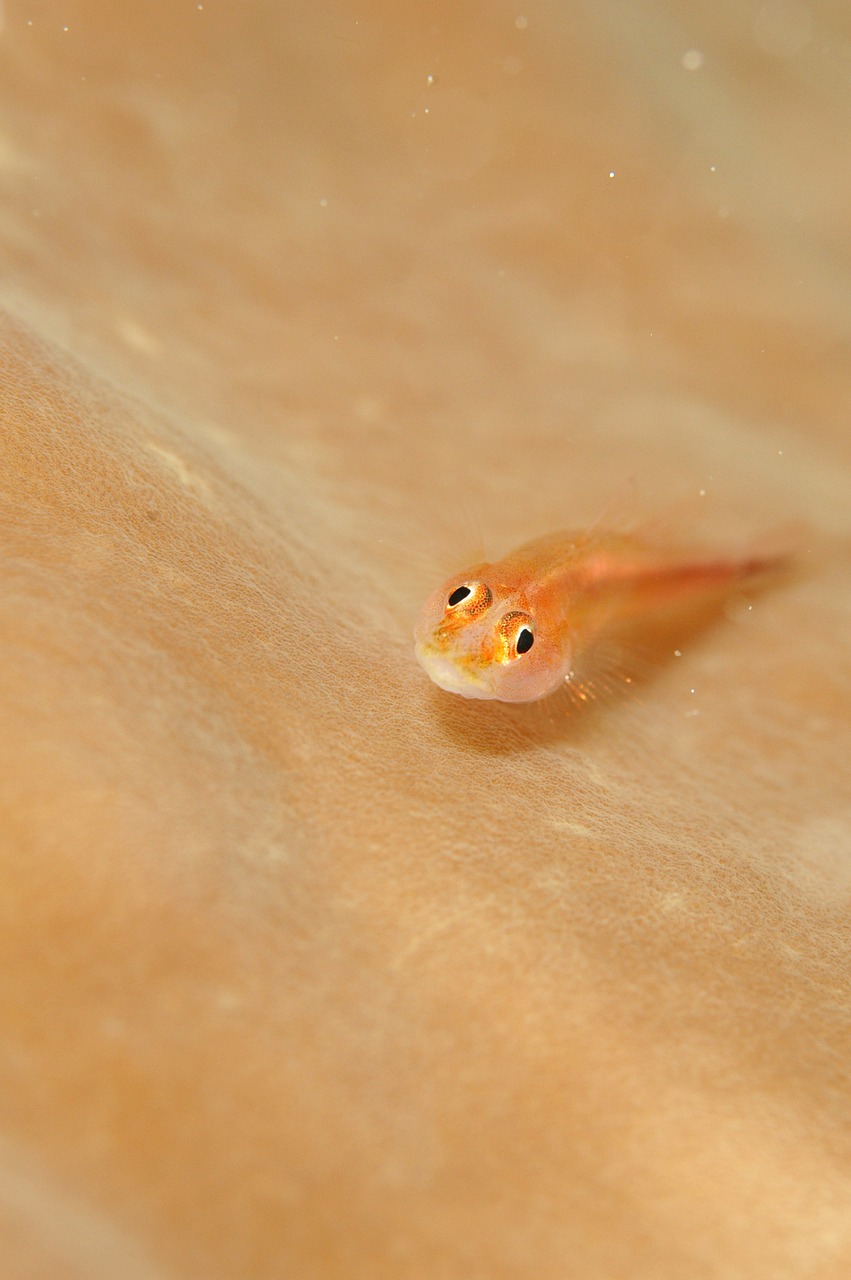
[445,582,493,616]
[496,610,535,662]
[516,627,534,655]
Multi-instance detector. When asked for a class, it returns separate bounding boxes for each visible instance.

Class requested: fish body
[414,529,784,703]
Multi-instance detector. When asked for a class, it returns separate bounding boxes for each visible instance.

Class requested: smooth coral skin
[0,3,850,1278]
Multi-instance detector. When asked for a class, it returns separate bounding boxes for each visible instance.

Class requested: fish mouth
[414,642,493,700]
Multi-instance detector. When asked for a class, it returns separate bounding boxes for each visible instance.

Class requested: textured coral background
[1,1,850,1276]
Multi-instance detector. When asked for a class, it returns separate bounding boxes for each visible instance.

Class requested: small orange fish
[414,529,787,702]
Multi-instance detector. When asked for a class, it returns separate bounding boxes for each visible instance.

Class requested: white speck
[608,170,615,178]
[690,688,696,694]
[424,106,429,114]
[63,24,70,32]
[426,73,436,86]
[778,449,783,455]
[710,164,716,172]
[699,488,706,497]
[682,49,704,70]
[674,649,682,657]
[515,15,528,30]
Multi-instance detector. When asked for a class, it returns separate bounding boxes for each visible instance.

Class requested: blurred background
[0,2,849,1276]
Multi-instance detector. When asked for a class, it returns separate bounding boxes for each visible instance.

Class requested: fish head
[413,570,566,702]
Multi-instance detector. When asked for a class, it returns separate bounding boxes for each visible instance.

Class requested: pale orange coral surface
[0,1,850,1277]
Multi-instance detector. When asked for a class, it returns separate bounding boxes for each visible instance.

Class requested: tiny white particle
[608,170,615,178]
[682,49,704,70]
[63,24,69,31]
[710,164,716,172]
[674,649,682,658]
[424,106,429,114]
[699,488,706,497]
[778,449,783,455]
[426,73,436,85]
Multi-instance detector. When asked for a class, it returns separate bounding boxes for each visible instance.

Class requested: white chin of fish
[414,644,493,700]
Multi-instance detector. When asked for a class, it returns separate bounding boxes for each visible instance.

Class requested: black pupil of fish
[448,586,471,606]
[516,628,534,654]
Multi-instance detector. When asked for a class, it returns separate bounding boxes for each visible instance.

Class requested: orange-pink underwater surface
[0,1,850,1276]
